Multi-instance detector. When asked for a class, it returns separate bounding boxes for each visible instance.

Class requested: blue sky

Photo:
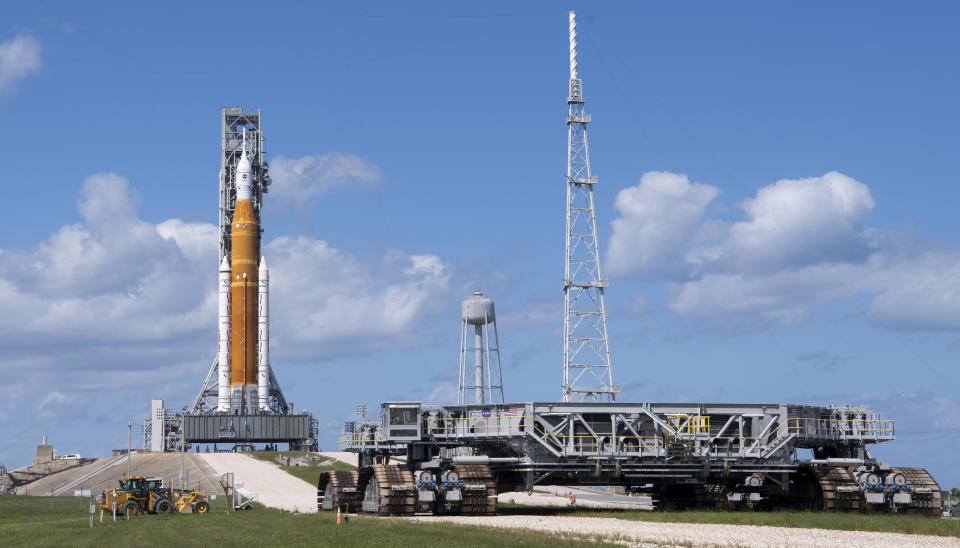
[2,2,958,488]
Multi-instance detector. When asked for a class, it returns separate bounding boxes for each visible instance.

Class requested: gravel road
[190,454,957,546]
[411,514,960,547]
[197,454,316,513]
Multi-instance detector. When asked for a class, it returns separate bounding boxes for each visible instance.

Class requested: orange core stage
[230,198,259,403]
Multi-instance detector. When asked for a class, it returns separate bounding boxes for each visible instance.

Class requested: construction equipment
[98,476,174,516]
[327,402,941,516]
[173,489,210,514]
[97,476,211,516]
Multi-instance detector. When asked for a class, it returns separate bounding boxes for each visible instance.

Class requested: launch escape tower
[562,12,618,402]
[191,107,288,417]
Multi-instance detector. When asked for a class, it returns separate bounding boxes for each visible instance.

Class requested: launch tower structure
[218,107,271,262]
[562,12,618,402]
[191,107,289,416]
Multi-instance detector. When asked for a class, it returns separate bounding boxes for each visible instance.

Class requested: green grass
[247,451,357,487]
[0,496,612,547]
[279,462,355,487]
[6,495,957,546]
[248,450,313,462]
[498,503,960,538]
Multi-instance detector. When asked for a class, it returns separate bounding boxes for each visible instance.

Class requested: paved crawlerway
[15,454,222,497]
[15,452,358,514]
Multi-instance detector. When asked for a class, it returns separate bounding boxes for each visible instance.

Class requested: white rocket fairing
[217,257,231,412]
[257,257,270,411]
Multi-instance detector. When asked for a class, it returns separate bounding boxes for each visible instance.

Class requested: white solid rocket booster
[257,256,270,411]
[217,256,231,412]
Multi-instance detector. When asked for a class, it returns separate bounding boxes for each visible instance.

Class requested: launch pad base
[184,414,317,451]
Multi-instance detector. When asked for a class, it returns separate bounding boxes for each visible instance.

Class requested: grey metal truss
[563,13,617,402]
[344,401,895,475]
[190,354,289,415]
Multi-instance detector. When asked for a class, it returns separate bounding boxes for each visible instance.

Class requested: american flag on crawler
[503,407,520,417]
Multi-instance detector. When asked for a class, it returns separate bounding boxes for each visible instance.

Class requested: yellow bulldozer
[98,476,210,516]
[173,489,210,514]
[99,476,175,516]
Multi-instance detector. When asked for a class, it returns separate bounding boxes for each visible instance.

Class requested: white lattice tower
[562,12,618,402]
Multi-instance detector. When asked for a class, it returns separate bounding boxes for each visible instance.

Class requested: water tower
[458,292,504,405]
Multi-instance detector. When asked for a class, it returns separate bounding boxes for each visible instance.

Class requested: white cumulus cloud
[0,173,215,347]
[865,251,960,331]
[266,237,451,359]
[606,171,720,278]
[0,170,451,424]
[0,34,41,97]
[669,261,871,326]
[269,153,381,207]
[721,171,876,272]
[607,170,960,331]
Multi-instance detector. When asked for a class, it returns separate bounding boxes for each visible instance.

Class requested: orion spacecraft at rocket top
[217,129,270,413]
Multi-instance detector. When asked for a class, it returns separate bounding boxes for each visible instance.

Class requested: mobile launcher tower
[326,13,941,516]
[183,107,317,451]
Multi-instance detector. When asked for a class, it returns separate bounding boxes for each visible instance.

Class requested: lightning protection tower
[562,12,618,402]
[458,292,505,406]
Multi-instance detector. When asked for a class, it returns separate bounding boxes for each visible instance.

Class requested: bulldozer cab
[120,477,145,494]
[101,476,172,516]
[118,476,164,496]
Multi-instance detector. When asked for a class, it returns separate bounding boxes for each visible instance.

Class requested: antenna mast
[562,12,618,402]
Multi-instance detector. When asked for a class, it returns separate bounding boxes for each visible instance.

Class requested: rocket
[257,256,269,412]
[217,257,231,412]
[217,129,271,413]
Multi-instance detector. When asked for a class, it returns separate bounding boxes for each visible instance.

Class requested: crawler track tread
[891,467,942,515]
[453,464,497,515]
[812,466,863,511]
[317,470,361,512]
[358,464,415,516]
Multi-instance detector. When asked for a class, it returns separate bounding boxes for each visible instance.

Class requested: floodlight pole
[127,421,132,478]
